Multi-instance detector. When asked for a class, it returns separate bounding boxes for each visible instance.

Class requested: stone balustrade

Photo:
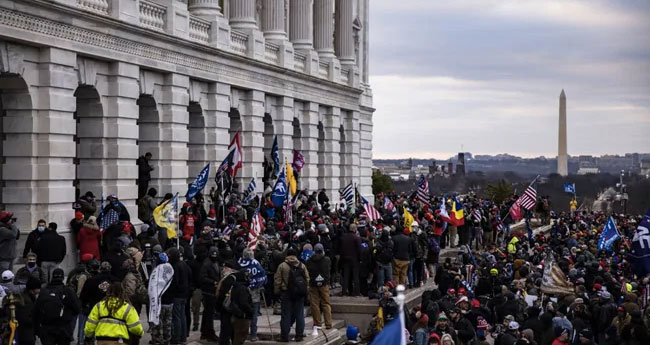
[139,0,166,31]
[189,16,210,43]
[68,0,359,86]
[77,0,109,15]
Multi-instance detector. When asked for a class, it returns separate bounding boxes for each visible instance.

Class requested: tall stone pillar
[290,0,313,49]
[557,89,568,176]
[261,0,287,40]
[229,0,258,29]
[313,0,335,59]
[359,109,374,201]
[94,62,140,217]
[272,96,295,164]
[298,102,319,191]
[321,106,341,200]
[189,0,222,17]
[341,110,360,192]
[334,0,354,65]
[154,74,190,195]
[238,90,265,192]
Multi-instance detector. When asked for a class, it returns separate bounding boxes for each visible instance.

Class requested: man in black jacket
[374,229,394,288]
[10,276,41,345]
[35,223,66,283]
[22,219,47,259]
[33,269,81,345]
[216,260,240,345]
[339,223,361,296]
[306,243,332,329]
[79,262,118,316]
[137,152,154,200]
[449,307,476,345]
[199,247,220,341]
[167,247,192,345]
[392,226,414,287]
[230,270,253,345]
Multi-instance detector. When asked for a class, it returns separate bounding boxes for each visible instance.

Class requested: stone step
[244,327,344,345]
[253,318,346,339]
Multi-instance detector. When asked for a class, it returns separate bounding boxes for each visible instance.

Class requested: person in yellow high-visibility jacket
[84,282,143,345]
[507,235,519,254]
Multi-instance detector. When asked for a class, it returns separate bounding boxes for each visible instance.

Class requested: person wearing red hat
[180,202,198,242]
[413,313,430,345]
[70,211,85,236]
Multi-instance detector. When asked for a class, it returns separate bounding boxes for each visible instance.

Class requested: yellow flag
[286,159,297,196]
[153,194,178,239]
[403,208,414,233]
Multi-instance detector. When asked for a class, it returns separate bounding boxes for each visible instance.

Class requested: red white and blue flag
[217,132,243,179]
[416,174,430,204]
[248,208,264,250]
[361,195,381,222]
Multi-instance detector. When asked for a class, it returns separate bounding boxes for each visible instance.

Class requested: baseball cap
[508,321,520,330]
[1,270,14,282]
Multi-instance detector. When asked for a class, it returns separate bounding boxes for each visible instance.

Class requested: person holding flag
[153,193,179,246]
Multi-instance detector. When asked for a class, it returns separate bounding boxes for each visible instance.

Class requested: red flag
[292,149,305,173]
[228,132,243,178]
[509,201,523,221]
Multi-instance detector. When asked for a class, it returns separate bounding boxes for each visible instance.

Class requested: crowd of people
[0,174,649,345]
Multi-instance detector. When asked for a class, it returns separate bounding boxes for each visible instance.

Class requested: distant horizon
[372,151,649,161]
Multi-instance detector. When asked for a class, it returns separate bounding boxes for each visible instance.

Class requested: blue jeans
[407,259,415,286]
[250,302,260,337]
[76,314,87,345]
[280,292,305,340]
[376,262,392,288]
[171,298,187,344]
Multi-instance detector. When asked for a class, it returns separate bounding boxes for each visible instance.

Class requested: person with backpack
[84,282,144,345]
[33,268,81,345]
[274,247,310,342]
[138,188,158,225]
[374,229,394,289]
[66,255,95,345]
[306,243,332,330]
[229,269,254,345]
[216,260,241,345]
[199,247,220,341]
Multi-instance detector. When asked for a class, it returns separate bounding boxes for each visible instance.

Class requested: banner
[186,163,210,202]
[598,217,620,252]
[628,208,650,277]
[148,262,174,325]
[270,168,287,207]
[541,254,574,295]
[153,193,178,239]
[563,183,576,194]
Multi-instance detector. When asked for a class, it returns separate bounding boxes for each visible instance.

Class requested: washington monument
[558,89,568,176]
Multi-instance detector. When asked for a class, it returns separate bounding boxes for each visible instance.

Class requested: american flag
[248,208,264,249]
[361,195,381,221]
[416,174,430,204]
[384,196,398,218]
[283,194,293,224]
[473,209,482,222]
[516,183,537,210]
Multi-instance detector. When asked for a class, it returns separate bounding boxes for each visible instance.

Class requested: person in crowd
[230,265,253,345]
[33,268,81,345]
[392,225,413,287]
[137,152,154,200]
[78,216,102,261]
[167,247,191,345]
[5,276,41,345]
[238,248,266,341]
[70,211,85,236]
[374,228,394,288]
[339,223,361,296]
[0,211,20,271]
[84,282,143,345]
[75,191,98,219]
[14,251,45,286]
[199,247,220,341]
[23,219,47,260]
[138,187,158,224]
[35,222,66,283]
[274,247,309,342]
[306,243,332,330]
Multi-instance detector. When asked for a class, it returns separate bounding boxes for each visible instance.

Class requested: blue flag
[598,217,620,252]
[271,135,280,177]
[370,309,406,345]
[186,163,211,202]
[564,183,576,194]
[526,217,533,241]
[271,169,287,207]
[237,257,267,289]
[628,208,650,277]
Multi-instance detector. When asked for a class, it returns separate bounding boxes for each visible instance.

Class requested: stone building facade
[0,0,373,264]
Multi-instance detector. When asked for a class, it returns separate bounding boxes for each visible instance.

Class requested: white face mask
[37,226,45,232]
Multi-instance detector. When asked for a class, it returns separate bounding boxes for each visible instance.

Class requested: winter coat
[392,233,413,261]
[34,283,81,330]
[22,229,44,258]
[0,221,20,261]
[137,155,153,182]
[200,258,221,293]
[79,272,118,315]
[339,232,362,261]
[230,272,254,319]
[306,253,331,287]
[9,291,38,344]
[78,197,97,219]
[35,229,66,263]
[14,265,46,286]
[273,255,310,295]
[77,224,101,260]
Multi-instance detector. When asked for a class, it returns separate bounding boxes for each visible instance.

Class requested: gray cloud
[370,0,650,158]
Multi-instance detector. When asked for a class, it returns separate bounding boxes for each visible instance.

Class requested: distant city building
[641,160,650,177]
[448,161,454,176]
[456,152,466,176]
[577,161,600,175]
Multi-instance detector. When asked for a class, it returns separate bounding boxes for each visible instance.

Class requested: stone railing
[341,67,350,85]
[264,42,280,64]
[318,61,329,79]
[77,0,109,15]
[188,16,210,43]
[230,30,248,55]
[293,51,306,73]
[139,0,166,32]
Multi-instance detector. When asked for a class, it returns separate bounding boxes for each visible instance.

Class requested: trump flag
[598,217,620,252]
[628,208,650,277]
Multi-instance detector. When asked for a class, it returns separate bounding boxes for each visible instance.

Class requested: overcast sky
[369,0,650,159]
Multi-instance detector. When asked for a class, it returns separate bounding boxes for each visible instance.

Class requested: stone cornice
[0,0,365,109]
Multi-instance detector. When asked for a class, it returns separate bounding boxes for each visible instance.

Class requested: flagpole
[502,174,540,224]
[175,192,180,249]
[220,174,225,223]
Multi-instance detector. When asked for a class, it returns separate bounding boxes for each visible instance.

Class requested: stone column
[341,110,360,193]
[335,0,354,64]
[313,0,335,59]
[298,102,319,191]
[359,109,374,202]
[261,0,287,40]
[155,74,190,195]
[321,106,341,200]
[189,0,222,17]
[229,0,258,29]
[272,96,295,164]
[290,0,313,49]
[94,62,140,217]
[238,90,265,191]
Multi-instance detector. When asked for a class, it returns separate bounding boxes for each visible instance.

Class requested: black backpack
[39,289,67,324]
[287,263,307,297]
[376,240,393,263]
